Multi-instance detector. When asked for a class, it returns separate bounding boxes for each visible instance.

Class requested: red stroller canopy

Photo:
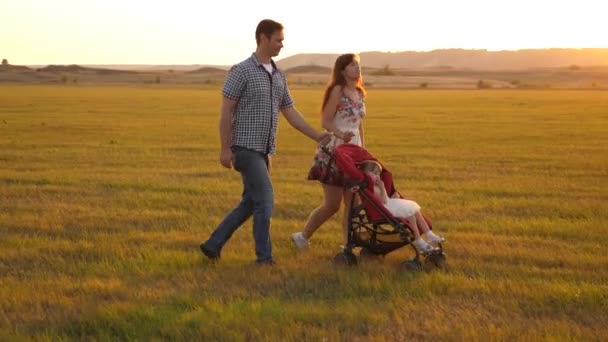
[333,144,395,196]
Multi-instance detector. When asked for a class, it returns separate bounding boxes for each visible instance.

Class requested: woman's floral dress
[307,93,366,186]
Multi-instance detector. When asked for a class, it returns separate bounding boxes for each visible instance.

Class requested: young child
[358,160,445,253]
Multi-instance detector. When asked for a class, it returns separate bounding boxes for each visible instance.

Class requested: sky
[1,0,606,66]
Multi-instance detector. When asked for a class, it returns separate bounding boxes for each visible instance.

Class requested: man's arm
[219,97,237,168]
[281,106,331,143]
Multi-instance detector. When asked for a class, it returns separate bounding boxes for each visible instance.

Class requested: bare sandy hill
[37,64,136,75]
[188,67,227,74]
[0,64,32,72]
[1,54,607,88]
[284,65,331,74]
[277,48,608,70]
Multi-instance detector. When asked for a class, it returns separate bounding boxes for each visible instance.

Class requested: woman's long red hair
[321,53,366,109]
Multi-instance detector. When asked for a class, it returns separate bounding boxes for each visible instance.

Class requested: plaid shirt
[223,53,294,155]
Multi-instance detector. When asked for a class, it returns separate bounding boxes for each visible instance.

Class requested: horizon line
[8,47,608,67]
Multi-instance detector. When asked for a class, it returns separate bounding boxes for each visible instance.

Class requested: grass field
[1,85,607,340]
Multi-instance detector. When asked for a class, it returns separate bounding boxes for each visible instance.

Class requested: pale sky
[1,0,606,66]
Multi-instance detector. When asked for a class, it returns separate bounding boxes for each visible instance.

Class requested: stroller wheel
[400,258,423,272]
[334,250,358,266]
[424,251,447,271]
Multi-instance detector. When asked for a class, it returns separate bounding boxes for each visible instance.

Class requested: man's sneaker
[291,232,309,250]
[256,259,277,266]
[199,242,220,260]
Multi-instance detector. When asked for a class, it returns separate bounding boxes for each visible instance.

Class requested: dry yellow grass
[0,85,606,340]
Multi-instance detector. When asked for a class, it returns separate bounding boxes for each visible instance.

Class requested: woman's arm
[358,123,365,148]
[321,86,352,141]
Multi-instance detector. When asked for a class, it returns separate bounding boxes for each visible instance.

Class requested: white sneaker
[291,232,309,250]
[426,232,445,245]
[413,238,435,254]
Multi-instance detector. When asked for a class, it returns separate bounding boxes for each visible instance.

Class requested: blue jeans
[204,146,274,262]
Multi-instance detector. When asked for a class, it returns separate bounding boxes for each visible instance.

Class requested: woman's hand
[343,131,354,143]
[335,130,354,143]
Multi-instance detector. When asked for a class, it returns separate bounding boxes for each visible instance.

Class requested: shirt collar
[250,53,278,72]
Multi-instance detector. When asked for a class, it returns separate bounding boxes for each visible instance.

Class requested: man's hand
[317,131,333,145]
[220,147,232,169]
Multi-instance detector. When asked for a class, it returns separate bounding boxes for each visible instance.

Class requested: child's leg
[405,215,421,239]
[406,215,434,253]
[415,211,431,234]
[416,211,445,243]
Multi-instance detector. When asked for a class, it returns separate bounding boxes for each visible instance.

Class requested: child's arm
[374,181,390,204]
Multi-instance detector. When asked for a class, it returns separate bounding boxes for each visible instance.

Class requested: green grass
[1,85,607,340]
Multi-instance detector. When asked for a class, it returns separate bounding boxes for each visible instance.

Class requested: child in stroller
[358,160,445,253]
[332,143,447,268]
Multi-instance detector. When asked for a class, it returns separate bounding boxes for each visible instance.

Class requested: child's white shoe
[413,238,435,254]
[426,231,445,245]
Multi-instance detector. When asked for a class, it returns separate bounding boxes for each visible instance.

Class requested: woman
[292,53,366,250]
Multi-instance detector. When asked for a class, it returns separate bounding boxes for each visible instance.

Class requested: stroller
[331,144,447,271]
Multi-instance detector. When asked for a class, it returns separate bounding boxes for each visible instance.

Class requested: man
[199,19,331,264]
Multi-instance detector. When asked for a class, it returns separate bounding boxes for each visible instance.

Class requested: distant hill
[0,64,32,72]
[277,48,608,70]
[37,64,136,74]
[277,54,340,70]
[56,64,227,72]
[2,55,606,89]
[284,65,331,74]
[188,66,227,74]
[37,65,88,73]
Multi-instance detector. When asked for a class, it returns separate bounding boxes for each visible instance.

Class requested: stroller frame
[327,144,446,270]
